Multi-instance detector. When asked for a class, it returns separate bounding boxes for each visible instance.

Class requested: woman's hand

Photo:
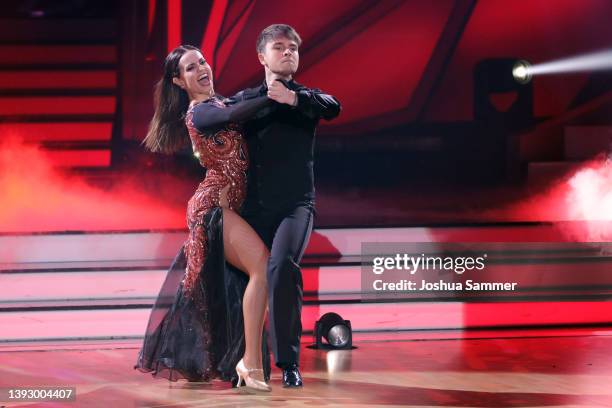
[267,80,297,106]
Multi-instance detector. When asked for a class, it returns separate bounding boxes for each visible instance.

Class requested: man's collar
[243,78,301,99]
[260,78,299,91]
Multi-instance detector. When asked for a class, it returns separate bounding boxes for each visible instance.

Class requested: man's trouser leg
[266,204,313,367]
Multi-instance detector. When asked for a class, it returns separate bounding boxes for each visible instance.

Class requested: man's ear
[172,77,185,89]
[257,53,266,67]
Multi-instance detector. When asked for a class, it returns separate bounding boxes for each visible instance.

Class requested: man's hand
[268,80,297,106]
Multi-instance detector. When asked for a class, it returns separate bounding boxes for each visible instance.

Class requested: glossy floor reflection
[1,330,612,407]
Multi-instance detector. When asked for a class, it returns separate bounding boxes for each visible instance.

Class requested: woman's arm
[191,95,271,132]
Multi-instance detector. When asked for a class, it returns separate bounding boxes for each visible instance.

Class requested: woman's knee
[251,254,269,281]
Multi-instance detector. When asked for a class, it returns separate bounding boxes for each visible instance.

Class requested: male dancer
[231,24,341,387]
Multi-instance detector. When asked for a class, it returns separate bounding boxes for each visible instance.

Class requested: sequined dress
[135,95,271,383]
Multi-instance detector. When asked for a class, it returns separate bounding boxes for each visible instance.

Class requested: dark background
[2,0,611,226]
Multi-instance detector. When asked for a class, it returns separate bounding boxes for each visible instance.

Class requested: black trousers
[241,200,314,367]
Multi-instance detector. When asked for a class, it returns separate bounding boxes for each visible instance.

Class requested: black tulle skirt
[134,207,271,384]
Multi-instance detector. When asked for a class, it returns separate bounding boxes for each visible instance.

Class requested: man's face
[258,36,299,77]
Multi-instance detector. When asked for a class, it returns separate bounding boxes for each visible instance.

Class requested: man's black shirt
[228,80,341,211]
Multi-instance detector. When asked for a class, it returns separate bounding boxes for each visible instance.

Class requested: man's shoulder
[222,86,258,105]
[236,85,265,101]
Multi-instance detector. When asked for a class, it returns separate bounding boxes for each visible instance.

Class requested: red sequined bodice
[185,98,249,225]
[182,98,249,293]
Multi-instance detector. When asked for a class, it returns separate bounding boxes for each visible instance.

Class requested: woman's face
[173,50,214,100]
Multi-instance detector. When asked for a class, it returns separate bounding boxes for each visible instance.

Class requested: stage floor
[2,330,612,407]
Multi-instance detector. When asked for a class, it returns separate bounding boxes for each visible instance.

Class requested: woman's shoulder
[189,95,224,110]
[186,95,235,135]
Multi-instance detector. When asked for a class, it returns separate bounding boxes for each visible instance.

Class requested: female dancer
[135,45,290,391]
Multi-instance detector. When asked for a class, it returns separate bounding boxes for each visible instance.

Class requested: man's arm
[270,80,341,121]
[294,88,341,121]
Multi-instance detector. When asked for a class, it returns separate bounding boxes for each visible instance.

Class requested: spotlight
[512,60,532,84]
[313,312,352,349]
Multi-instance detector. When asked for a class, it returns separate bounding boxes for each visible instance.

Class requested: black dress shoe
[282,364,303,388]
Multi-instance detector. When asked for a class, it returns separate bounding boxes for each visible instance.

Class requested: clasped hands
[267,79,298,106]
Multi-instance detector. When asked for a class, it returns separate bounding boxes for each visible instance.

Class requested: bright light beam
[527,49,612,76]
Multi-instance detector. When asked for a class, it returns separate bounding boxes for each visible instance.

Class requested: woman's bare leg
[222,207,269,369]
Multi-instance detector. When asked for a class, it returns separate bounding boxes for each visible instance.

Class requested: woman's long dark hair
[143,45,200,154]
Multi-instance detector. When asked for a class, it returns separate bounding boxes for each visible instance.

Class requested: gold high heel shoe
[235,359,271,392]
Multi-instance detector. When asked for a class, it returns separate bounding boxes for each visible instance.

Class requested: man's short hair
[256,24,302,53]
